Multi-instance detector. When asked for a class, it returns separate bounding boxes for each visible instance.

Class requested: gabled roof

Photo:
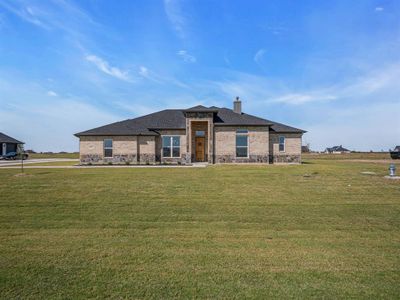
[326,145,350,152]
[75,110,185,136]
[185,105,219,113]
[0,132,24,144]
[75,106,306,136]
[393,146,400,152]
[213,108,273,126]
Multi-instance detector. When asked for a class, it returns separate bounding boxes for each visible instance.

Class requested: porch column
[186,118,191,163]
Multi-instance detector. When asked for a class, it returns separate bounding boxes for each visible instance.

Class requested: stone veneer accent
[269,133,302,164]
[156,130,187,164]
[79,135,156,164]
[78,124,302,165]
[215,155,269,163]
[271,154,301,163]
[214,126,269,164]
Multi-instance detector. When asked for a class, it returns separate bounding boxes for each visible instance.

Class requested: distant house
[390,146,400,159]
[325,145,350,154]
[0,132,24,156]
[75,98,306,165]
[301,145,310,153]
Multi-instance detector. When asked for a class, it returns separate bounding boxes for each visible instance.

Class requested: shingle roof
[185,105,219,112]
[75,106,306,136]
[213,108,273,126]
[394,146,400,152]
[75,110,185,136]
[326,145,350,152]
[0,132,24,144]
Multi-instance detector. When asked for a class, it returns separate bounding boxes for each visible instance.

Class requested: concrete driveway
[0,158,79,167]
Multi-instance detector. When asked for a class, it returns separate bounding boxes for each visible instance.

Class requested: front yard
[0,158,399,298]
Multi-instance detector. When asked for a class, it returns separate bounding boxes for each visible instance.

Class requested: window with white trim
[162,136,180,157]
[104,139,113,157]
[279,136,285,152]
[236,129,248,157]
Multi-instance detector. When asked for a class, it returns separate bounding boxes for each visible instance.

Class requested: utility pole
[18,144,24,173]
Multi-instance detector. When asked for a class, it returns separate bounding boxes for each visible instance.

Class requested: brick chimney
[233,96,242,114]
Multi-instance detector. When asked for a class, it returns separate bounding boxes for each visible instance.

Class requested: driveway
[0,158,79,167]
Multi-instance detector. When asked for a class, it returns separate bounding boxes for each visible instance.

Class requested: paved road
[0,158,79,167]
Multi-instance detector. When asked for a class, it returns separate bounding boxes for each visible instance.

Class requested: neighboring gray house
[75,98,306,164]
[325,145,351,154]
[0,132,24,156]
[390,146,400,159]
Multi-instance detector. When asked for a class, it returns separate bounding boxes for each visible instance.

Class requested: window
[104,139,113,157]
[162,136,180,157]
[195,130,205,137]
[279,136,285,152]
[236,129,248,157]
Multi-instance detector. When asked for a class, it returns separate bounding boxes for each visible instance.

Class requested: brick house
[75,98,306,164]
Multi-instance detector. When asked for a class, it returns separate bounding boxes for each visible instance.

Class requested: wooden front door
[195,137,205,162]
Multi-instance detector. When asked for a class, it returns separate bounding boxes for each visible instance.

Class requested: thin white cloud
[0,75,120,152]
[177,50,196,63]
[254,49,266,64]
[271,93,336,105]
[0,0,103,45]
[164,0,186,39]
[262,25,288,35]
[138,66,149,78]
[214,63,400,107]
[0,1,50,29]
[85,55,131,82]
[375,7,384,12]
[47,90,58,97]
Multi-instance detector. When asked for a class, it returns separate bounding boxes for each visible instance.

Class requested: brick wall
[79,135,157,164]
[138,136,156,164]
[214,126,269,163]
[155,130,187,164]
[269,133,302,163]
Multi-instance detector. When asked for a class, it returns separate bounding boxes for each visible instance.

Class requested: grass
[303,152,392,160]
[0,158,399,298]
[21,161,78,167]
[28,152,79,159]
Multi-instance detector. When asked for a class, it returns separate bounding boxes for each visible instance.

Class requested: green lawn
[28,152,79,159]
[303,152,392,160]
[0,159,399,298]
[22,161,78,167]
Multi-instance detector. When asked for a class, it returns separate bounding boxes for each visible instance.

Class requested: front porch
[186,118,214,164]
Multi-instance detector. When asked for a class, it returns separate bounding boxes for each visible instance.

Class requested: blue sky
[0,0,399,152]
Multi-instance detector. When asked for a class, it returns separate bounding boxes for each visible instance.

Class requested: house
[390,146,400,159]
[75,98,306,165]
[325,145,351,154]
[0,132,24,156]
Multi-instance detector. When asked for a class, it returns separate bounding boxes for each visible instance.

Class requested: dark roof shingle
[75,106,306,136]
[0,132,24,144]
